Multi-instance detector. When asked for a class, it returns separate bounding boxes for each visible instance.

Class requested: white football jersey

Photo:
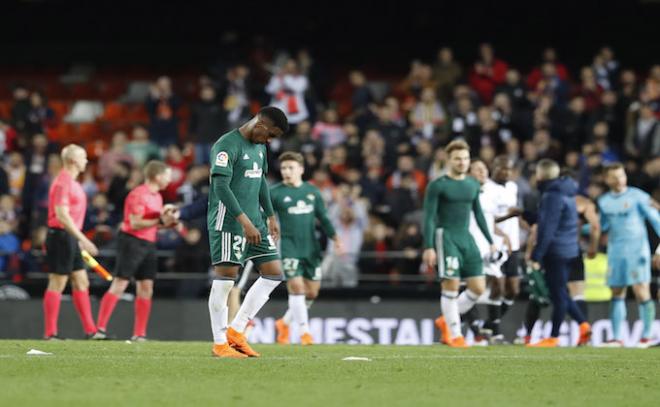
[491,180,520,251]
[470,180,499,257]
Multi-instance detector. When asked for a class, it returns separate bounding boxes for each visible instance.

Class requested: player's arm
[494,224,512,254]
[531,191,562,263]
[259,175,278,241]
[473,191,494,246]
[314,190,343,253]
[597,200,609,234]
[495,207,523,224]
[52,182,98,255]
[637,192,660,236]
[422,181,440,266]
[582,199,601,259]
[525,224,537,263]
[127,196,161,230]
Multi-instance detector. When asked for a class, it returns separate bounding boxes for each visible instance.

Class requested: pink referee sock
[43,290,62,337]
[96,292,120,331]
[72,289,97,335]
[133,297,152,338]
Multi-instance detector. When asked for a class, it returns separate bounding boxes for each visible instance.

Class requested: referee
[43,144,99,340]
[95,161,174,341]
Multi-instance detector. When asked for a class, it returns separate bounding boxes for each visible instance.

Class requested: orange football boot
[212,343,248,359]
[526,337,559,348]
[577,322,592,346]
[447,336,469,348]
[434,316,451,345]
[275,318,290,345]
[227,327,260,357]
[300,333,314,346]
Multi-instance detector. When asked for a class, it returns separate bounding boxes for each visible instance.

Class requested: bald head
[60,144,88,173]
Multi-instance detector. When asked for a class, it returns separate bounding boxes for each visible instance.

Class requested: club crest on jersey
[288,200,314,215]
[215,151,229,167]
[244,162,263,178]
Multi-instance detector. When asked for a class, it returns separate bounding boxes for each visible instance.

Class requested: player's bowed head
[244,106,290,144]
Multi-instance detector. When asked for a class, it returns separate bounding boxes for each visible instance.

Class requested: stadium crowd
[0,43,659,287]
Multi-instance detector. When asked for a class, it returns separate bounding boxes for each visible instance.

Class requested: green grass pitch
[1,340,659,406]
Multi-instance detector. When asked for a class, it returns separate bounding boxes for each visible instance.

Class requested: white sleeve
[265,76,282,94]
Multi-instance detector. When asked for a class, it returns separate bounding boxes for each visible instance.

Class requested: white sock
[457,289,480,314]
[305,299,314,309]
[441,290,461,338]
[208,279,234,344]
[289,294,310,334]
[282,309,293,325]
[230,277,281,333]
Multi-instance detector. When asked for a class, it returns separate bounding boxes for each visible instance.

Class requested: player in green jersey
[206,106,288,359]
[270,152,343,345]
[422,140,496,348]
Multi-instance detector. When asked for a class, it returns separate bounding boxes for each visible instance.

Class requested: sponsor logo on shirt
[287,200,314,215]
[216,151,229,167]
[244,162,263,178]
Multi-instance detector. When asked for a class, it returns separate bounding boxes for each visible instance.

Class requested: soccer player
[43,144,99,340]
[462,159,510,344]
[527,159,591,347]
[207,106,288,359]
[598,163,660,348]
[271,152,343,345]
[423,140,495,348]
[95,161,174,341]
[482,156,523,344]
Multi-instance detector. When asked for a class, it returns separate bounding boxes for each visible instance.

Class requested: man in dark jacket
[189,85,228,165]
[527,159,591,347]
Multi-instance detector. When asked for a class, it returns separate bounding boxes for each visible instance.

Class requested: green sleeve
[259,176,275,217]
[314,189,336,239]
[423,180,441,249]
[213,174,244,218]
[473,189,494,244]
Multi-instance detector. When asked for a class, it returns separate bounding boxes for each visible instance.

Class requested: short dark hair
[604,162,624,174]
[278,151,304,166]
[259,106,289,134]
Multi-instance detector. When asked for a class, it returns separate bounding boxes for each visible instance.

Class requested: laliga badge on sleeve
[215,151,229,167]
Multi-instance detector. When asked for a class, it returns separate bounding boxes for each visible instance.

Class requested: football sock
[133,297,152,338]
[43,290,62,337]
[639,300,655,339]
[209,279,234,344]
[306,299,314,309]
[457,289,480,314]
[441,290,461,338]
[289,294,310,334]
[573,296,588,321]
[461,307,480,336]
[525,301,541,336]
[72,289,96,335]
[231,277,280,333]
[282,309,293,324]
[486,300,502,335]
[610,298,626,341]
[97,292,120,331]
[501,298,514,317]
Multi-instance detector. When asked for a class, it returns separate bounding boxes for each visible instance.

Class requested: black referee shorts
[114,232,158,281]
[45,228,85,275]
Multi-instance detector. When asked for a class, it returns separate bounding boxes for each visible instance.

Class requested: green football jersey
[270,182,336,261]
[207,129,268,234]
[423,175,493,249]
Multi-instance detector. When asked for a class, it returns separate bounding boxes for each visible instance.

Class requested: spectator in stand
[591,122,620,164]
[359,155,386,211]
[451,96,480,143]
[312,108,347,148]
[591,91,624,145]
[145,76,181,148]
[97,131,133,185]
[618,69,639,110]
[400,61,435,101]
[0,195,18,232]
[469,43,508,104]
[410,87,446,141]
[107,161,137,221]
[0,220,19,272]
[496,69,529,111]
[593,46,619,91]
[428,147,447,181]
[558,96,590,150]
[125,124,161,167]
[374,103,407,167]
[309,168,336,205]
[432,47,462,104]
[163,144,193,202]
[222,64,251,129]
[0,119,17,154]
[575,67,603,112]
[266,59,309,125]
[386,155,427,201]
[530,62,570,106]
[10,84,31,137]
[359,221,393,277]
[361,129,386,163]
[281,121,322,171]
[625,103,660,161]
[25,91,55,138]
[189,85,227,165]
[527,48,569,91]
[532,128,561,161]
[83,193,117,245]
[349,70,373,129]
[392,221,423,276]
[5,152,26,199]
[415,139,434,174]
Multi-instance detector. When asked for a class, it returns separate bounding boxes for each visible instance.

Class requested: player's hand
[489,244,497,255]
[267,216,280,242]
[79,239,98,257]
[422,248,437,268]
[333,238,345,256]
[508,207,523,217]
[587,246,598,259]
[243,221,261,245]
[530,261,541,270]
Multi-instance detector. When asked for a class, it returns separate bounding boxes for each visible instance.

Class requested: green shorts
[282,257,321,281]
[435,228,483,279]
[209,227,279,266]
